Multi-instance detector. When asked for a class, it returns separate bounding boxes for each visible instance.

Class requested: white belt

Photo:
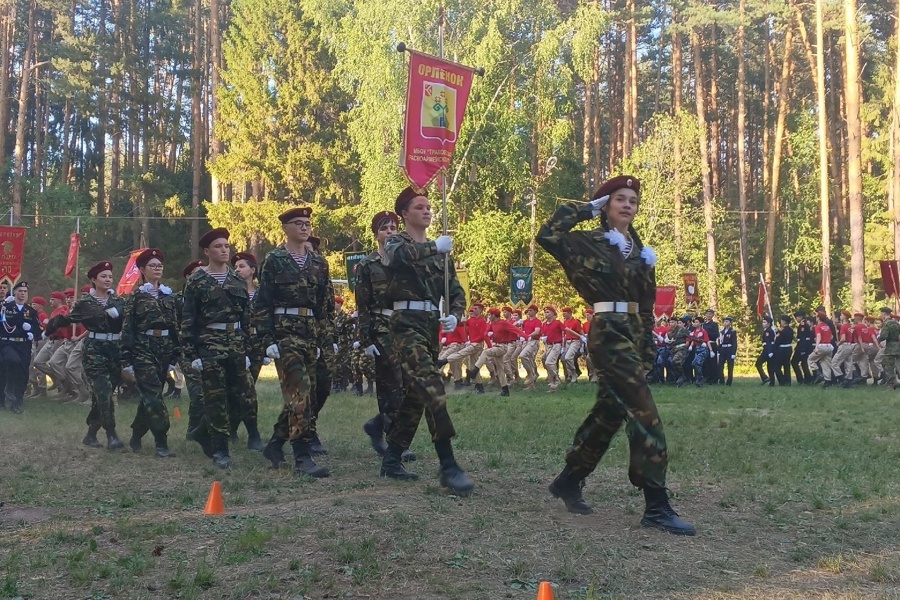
[374,308,394,317]
[721,344,734,347]
[206,321,241,331]
[675,343,686,348]
[779,344,792,348]
[393,300,438,312]
[593,301,639,314]
[88,332,120,341]
[274,307,314,317]
[143,329,170,337]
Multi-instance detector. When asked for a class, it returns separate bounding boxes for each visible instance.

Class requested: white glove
[710,352,717,359]
[487,331,494,338]
[263,357,272,365]
[515,320,524,327]
[519,336,526,341]
[266,344,281,359]
[580,335,587,345]
[22,322,30,331]
[26,332,33,341]
[42,331,48,340]
[317,347,321,359]
[540,336,547,343]
[105,307,120,318]
[245,356,251,369]
[191,359,203,371]
[731,355,736,360]
[364,344,380,358]
[434,235,453,253]
[768,353,773,358]
[168,364,176,372]
[439,314,458,333]
[123,366,135,376]
[589,194,610,217]
[352,341,361,350]
[333,343,339,353]
[441,337,447,345]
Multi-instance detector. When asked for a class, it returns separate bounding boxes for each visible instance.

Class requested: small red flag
[65,233,80,278]
[116,249,146,296]
[756,281,766,318]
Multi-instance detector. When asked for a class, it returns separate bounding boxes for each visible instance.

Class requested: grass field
[1,375,900,600]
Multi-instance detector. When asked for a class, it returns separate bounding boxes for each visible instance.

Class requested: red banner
[654,286,677,318]
[0,226,26,284]
[756,281,767,317]
[65,233,80,278]
[399,50,476,190]
[880,260,900,298]
[116,249,145,296]
[682,273,698,309]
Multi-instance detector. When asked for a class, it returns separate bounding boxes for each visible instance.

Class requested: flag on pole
[399,50,477,190]
[756,280,767,317]
[653,286,677,318]
[116,249,146,296]
[0,226,26,284]
[682,273,698,309]
[65,233,80,278]
[880,260,900,298]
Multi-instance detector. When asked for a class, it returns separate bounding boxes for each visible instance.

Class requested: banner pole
[760,273,774,322]
[439,6,450,317]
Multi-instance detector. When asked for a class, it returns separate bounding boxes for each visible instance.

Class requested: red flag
[756,281,767,317]
[65,233,80,278]
[682,273,698,308]
[653,286,677,318]
[399,50,477,190]
[0,226,26,284]
[116,249,145,296]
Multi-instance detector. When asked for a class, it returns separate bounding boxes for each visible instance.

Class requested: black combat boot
[474,383,484,394]
[548,466,593,515]
[244,419,265,451]
[211,435,232,469]
[229,421,240,444]
[363,415,388,456]
[308,431,328,456]
[401,449,417,462]
[500,385,510,397]
[453,380,464,390]
[435,440,474,495]
[106,429,124,450]
[190,423,215,458]
[380,442,419,480]
[641,487,696,536]
[154,434,176,458]
[364,381,373,395]
[129,431,142,453]
[82,425,102,448]
[292,441,330,478]
[354,381,364,396]
[262,435,286,468]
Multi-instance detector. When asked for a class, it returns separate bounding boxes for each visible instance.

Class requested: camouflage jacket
[354,250,392,347]
[537,202,656,363]
[46,292,126,336]
[332,310,353,351]
[120,285,180,365]
[668,323,688,348]
[181,267,250,362]
[879,319,900,355]
[252,244,333,349]
[382,231,465,321]
[0,299,43,342]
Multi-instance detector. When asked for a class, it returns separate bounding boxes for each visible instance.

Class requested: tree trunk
[764,26,794,288]
[692,29,717,310]
[11,0,35,220]
[893,0,900,259]
[191,0,203,256]
[762,21,772,192]
[736,0,750,308]
[815,0,832,311]
[623,0,637,156]
[844,0,865,312]
[209,0,223,203]
[0,0,17,174]
[672,19,682,247]
[709,22,720,197]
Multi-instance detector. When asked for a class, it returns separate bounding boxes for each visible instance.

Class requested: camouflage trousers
[351,347,376,382]
[328,346,351,388]
[228,357,263,434]
[670,344,688,373]
[882,353,900,387]
[83,339,121,432]
[199,345,256,437]
[183,357,205,432]
[270,339,318,444]
[565,314,667,489]
[387,310,455,450]
[313,353,331,421]
[129,336,175,440]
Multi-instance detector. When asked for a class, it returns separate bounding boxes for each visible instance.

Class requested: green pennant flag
[510,266,533,305]
[344,251,369,292]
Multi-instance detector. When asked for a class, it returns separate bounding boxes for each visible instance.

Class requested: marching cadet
[329,296,351,393]
[538,174,694,535]
[651,315,670,384]
[377,186,473,495]
[257,208,334,478]
[32,291,69,398]
[182,229,258,469]
[541,306,564,392]
[756,315,776,386]
[877,307,900,389]
[772,315,793,386]
[470,307,525,397]
[27,295,48,397]
[46,262,126,449]
[439,315,467,386]
[791,312,814,384]
[121,248,179,458]
[178,259,207,445]
[350,310,376,396]
[685,315,712,387]
[446,302,488,393]
[519,305,542,389]
[669,315,690,386]
[808,310,835,387]
[717,316,737,386]
[856,315,880,385]
[305,234,337,457]
[0,281,42,413]
[561,307,583,384]
[701,309,720,384]
[507,309,525,384]
[832,310,855,385]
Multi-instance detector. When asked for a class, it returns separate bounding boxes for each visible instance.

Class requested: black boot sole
[548,482,593,515]
[640,516,697,536]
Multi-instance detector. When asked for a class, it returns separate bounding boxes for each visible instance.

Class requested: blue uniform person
[756,315,776,385]
[717,317,737,386]
[0,281,43,413]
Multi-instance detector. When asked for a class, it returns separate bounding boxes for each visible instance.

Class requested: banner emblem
[0,226,26,284]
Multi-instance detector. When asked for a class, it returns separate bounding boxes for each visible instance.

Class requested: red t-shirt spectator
[815,323,833,344]
[544,320,564,344]
[563,318,583,341]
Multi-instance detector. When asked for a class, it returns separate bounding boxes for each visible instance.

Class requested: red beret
[562,307,573,313]
[866,315,876,322]
[585,308,594,314]
[87,261,113,280]
[544,306,557,314]
[591,175,641,201]
[513,310,522,316]
[487,307,501,317]
[183,260,206,279]
[853,312,864,318]
[395,187,427,215]
[32,296,46,306]
[231,252,257,268]
[471,302,484,310]
[816,310,827,318]
[371,211,399,233]
[334,296,344,305]
[199,228,229,249]
[135,248,164,269]
[307,236,321,251]
[279,207,312,224]
[527,305,539,312]
[840,310,851,318]
[501,306,513,313]
[64,288,75,297]
[50,291,66,301]
[80,284,92,293]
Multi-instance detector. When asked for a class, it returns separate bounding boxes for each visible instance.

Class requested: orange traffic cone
[173,406,182,420]
[203,481,224,515]
[536,581,554,600]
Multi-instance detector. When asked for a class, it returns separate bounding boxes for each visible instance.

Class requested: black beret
[135,248,164,269]
[183,259,205,279]
[395,187,427,215]
[371,210,399,233]
[199,228,230,249]
[87,262,113,279]
[231,252,257,268]
[591,175,641,201]
[278,207,312,223]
